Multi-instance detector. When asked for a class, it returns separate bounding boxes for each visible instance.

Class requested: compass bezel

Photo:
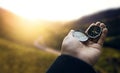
[73,31,89,42]
[86,26,102,39]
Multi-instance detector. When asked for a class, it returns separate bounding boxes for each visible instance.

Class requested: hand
[61,22,108,65]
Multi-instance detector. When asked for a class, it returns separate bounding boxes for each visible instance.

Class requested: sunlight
[1,0,120,21]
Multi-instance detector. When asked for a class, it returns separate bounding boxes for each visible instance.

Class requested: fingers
[85,23,95,33]
[66,22,108,47]
[62,30,75,44]
[85,22,101,43]
[100,23,106,28]
[86,21,102,28]
[85,22,108,44]
[67,30,75,37]
[97,27,108,46]
[95,22,101,26]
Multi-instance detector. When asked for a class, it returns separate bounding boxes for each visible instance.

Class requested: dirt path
[34,40,60,55]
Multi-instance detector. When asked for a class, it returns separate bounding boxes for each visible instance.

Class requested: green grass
[0,38,57,73]
[95,48,120,73]
[0,38,120,73]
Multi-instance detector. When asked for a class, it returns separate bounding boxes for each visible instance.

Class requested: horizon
[1,0,120,21]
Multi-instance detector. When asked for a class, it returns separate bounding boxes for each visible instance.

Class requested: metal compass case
[73,25,102,42]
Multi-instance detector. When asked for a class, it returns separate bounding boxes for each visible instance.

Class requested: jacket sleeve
[46,55,96,73]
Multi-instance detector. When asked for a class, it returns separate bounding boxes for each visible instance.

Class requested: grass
[95,47,120,73]
[0,38,120,73]
[0,38,57,73]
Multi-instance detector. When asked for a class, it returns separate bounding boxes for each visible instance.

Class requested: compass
[73,31,88,42]
[86,26,102,38]
[73,26,102,42]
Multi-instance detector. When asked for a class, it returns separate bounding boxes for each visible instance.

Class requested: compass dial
[87,26,102,38]
[73,31,88,42]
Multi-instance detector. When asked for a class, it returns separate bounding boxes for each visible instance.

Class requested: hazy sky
[1,0,120,21]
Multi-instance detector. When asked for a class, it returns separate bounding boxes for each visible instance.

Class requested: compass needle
[87,26,102,39]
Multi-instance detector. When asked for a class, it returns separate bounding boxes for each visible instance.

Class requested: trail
[34,39,61,55]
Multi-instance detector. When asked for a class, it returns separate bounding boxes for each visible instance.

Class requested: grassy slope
[95,47,120,73]
[0,38,57,73]
[0,38,120,73]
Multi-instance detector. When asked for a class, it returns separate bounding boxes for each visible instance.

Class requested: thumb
[67,30,75,37]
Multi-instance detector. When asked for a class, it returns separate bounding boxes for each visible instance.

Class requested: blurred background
[0,0,120,73]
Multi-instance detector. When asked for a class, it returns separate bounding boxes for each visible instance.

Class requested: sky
[0,0,120,21]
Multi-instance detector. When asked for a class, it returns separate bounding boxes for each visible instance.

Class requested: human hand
[61,22,108,65]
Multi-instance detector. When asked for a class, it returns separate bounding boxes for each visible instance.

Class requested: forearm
[46,55,96,73]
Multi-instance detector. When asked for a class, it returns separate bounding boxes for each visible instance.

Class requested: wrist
[62,53,94,66]
[62,52,95,66]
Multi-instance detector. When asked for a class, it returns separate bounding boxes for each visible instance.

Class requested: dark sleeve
[46,55,96,73]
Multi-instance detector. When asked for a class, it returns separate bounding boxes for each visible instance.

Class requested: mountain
[73,8,120,36]
[0,8,67,46]
[70,8,120,49]
[0,8,120,50]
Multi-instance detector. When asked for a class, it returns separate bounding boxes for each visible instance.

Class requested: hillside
[1,8,119,50]
[74,8,120,36]
[70,8,120,50]
[95,48,120,73]
[0,38,57,73]
[0,38,120,73]
[34,8,120,50]
[0,8,68,48]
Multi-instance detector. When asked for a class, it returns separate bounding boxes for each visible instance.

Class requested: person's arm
[46,55,96,73]
[46,22,108,73]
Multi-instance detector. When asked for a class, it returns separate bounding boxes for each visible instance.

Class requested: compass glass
[87,26,102,38]
[73,31,88,42]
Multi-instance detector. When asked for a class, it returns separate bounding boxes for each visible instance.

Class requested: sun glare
[1,0,120,21]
